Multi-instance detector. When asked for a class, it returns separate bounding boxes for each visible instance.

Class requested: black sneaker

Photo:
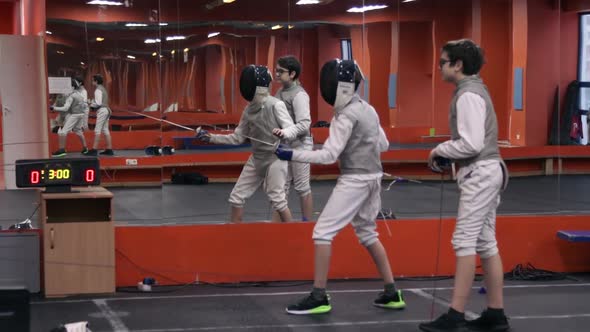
[286,293,331,315]
[81,148,89,154]
[52,149,66,157]
[86,149,98,156]
[466,310,510,331]
[373,290,406,309]
[419,313,467,332]
[99,149,114,156]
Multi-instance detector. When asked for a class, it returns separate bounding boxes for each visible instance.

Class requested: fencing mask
[71,77,83,89]
[320,59,364,110]
[239,65,272,102]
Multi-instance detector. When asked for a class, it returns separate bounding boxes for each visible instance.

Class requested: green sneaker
[286,293,332,315]
[52,149,67,157]
[373,290,406,309]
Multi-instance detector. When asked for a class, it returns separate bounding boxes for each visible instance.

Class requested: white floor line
[511,313,590,320]
[107,319,427,332]
[31,282,590,305]
[408,289,478,320]
[93,299,130,332]
[98,313,590,332]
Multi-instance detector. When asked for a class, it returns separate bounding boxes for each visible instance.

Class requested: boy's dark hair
[277,55,301,80]
[93,74,104,85]
[441,39,485,76]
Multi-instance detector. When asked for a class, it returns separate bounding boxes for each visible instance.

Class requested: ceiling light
[171,50,175,55]
[347,5,388,13]
[45,30,52,35]
[223,0,236,3]
[126,23,148,27]
[86,0,123,5]
[166,36,186,41]
[96,37,105,41]
[56,51,64,54]
[127,55,136,59]
[152,52,157,56]
[271,25,282,30]
[159,22,168,26]
[296,0,320,4]
[208,32,220,38]
[183,48,189,52]
[145,38,161,44]
[401,0,417,2]
[288,25,294,29]
[81,62,85,65]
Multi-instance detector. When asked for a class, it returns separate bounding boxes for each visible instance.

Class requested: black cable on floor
[504,263,568,281]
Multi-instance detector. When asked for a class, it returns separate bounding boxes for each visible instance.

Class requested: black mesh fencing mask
[239,65,272,102]
[319,59,364,109]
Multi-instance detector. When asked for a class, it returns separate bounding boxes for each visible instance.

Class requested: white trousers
[313,174,381,246]
[58,113,85,137]
[285,136,313,196]
[453,160,506,258]
[94,107,110,135]
[229,155,290,212]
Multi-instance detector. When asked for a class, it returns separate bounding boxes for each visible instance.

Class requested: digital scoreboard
[15,158,100,192]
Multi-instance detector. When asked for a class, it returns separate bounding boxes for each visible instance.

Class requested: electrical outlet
[125,159,138,166]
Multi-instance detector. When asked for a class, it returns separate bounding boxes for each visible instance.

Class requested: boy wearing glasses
[271,55,314,222]
[420,39,510,332]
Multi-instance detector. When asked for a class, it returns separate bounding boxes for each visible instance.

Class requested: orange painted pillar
[510,0,527,146]
[472,0,482,44]
[18,0,46,36]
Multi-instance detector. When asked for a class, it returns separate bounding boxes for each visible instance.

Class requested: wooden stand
[40,187,115,297]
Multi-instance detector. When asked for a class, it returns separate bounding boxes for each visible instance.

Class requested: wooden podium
[40,187,115,297]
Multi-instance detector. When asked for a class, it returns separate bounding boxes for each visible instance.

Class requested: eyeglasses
[439,59,451,69]
[275,68,288,74]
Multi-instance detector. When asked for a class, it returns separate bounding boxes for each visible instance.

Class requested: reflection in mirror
[46,0,164,226]
[45,20,89,157]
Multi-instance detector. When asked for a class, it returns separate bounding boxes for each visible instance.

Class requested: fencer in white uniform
[276,59,405,315]
[50,77,89,157]
[421,39,510,332]
[272,55,314,221]
[196,65,296,223]
[87,74,114,156]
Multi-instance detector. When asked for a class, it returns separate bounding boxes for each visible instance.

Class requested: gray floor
[0,175,587,228]
[30,275,590,331]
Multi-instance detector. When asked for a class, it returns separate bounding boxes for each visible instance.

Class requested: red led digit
[85,169,95,182]
[30,171,40,184]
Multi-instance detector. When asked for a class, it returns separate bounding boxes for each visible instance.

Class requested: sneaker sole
[52,153,67,157]
[285,305,332,315]
[373,302,406,310]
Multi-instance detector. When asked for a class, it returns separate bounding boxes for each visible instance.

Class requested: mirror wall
[40,0,579,228]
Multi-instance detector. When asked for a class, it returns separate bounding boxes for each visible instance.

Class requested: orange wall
[367,22,392,126]
[526,0,561,146]
[397,22,433,127]
[299,28,319,124]
[114,215,590,286]
[0,2,14,34]
[432,1,472,136]
[481,0,511,141]
[205,45,223,112]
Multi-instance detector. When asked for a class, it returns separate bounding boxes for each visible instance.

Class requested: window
[341,39,352,60]
[577,14,590,144]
